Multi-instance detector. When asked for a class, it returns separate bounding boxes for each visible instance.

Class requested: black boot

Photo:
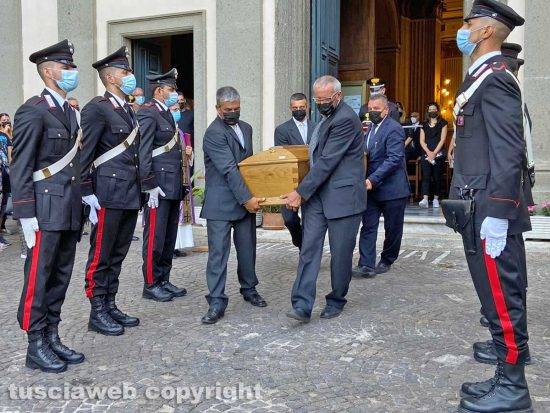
[142,283,173,302]
[160,280,187,297]
[106,294,140,327]
[474,340,532,366]
[459,361,533,413]
[25,330,67,373]
[45,325,85,364]
[480,315,490,328]
[88,296,124,336]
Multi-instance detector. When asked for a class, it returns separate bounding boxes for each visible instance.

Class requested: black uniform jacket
[80,92,141,210]
[138,99,183,201]
[11,89,82,231]
[450,55,531,234]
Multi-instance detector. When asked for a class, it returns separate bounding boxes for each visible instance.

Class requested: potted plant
[526,201,550,240]
[191,186,206,227]
[261,205,285,230]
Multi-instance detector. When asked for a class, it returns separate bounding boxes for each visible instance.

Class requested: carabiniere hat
[464,0,525,30]
[367,77,385,94]
[501,42,524,68]
[146,68,178,88]
[92,46,132,72]
[29,39,77,68]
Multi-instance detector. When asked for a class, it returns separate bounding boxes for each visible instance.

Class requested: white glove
[82,194,101,225]
[480,217,509,259]
[145,187,166,209]
[20,217,39,249]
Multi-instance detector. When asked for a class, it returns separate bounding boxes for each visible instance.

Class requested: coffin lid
[238,145,309,167]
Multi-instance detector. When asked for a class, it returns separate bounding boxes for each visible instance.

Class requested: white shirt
[45,87,67,110]
[109,91,128,112]
[468,51,501,75]
[231,123,245,148]
[292,117,308,144]
[366,116,387,151]
[153,98,168,111]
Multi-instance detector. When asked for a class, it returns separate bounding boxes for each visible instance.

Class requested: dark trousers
[142,199,180,286]
[463,228,529,364]
[291,195,362,315]
[420,157,444,197]
[358,196,407,269]
[85,208,138,297]
[17,230,79,331]
[205,214,259,310]
[282,208,302,249]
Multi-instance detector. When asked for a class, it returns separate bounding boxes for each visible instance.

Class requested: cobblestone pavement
[0,221,548,413]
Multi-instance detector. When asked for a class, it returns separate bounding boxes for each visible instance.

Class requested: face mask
[456,27,484,56]
[428,112,439,119]
[222,110,240,126]
[171,110,181,123]
[118,74,136,96]
[317,102,336,117]
[292,109,307,122]
[368,110,383,125]
[135,95,145,105]
[410,117,418,124]
[164,91,179,107]
[54,69,79,93]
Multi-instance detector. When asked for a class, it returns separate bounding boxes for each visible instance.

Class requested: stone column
[0,0,23,117]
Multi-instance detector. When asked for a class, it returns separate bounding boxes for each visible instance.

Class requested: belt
[32,129,82,182]
[152,131,179,157]
[93,125,139,169]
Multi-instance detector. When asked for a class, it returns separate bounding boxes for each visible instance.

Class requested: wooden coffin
[238,145,309,206]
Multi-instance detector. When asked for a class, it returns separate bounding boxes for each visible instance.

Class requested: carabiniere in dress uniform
[11,39,85,373]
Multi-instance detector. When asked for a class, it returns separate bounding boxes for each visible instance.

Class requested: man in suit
[353,95,410,278]
[359,78,400,123]
[80,46,141,336]
[139,68,187,302]
[450,1,533,411]
[283,75,367,322]
[11,39,84,372]
[273,93,315,249]
[200,86,268,325]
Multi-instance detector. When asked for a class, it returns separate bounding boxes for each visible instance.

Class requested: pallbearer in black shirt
[80,46,141,336]
[450,1,533,412]
[138,69,188,302]
[11,39,85,373]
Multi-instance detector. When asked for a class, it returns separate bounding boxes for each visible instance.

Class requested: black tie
[63,102,71,124]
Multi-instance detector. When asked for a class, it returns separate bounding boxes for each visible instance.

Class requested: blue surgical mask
[171,110,181,123]
[118,74,137,96]
[55,69,79,93]
[135,95,145,105]
[164,91,178,108]
[456,27,484,56]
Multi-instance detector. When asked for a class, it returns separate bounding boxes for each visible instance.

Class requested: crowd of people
[3,0,536,412]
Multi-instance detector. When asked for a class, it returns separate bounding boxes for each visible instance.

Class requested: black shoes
[473,340,532,366]
[45,325,85,364]
[320,306,343,319]
[286,308,311,323]
[106,294,140,327]
[173,249,187,258]
[375,262,391,275]
[161,280,187,297]
[26,330,67,373]
[480,315,490,328]
[352,265,376,278]
[143,283,174,302]
[201,307,225,324]
[88,295,124,336]
[459,361,533,413]
[243,291,267,307]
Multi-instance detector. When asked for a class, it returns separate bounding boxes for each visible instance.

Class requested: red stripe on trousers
[482,239,519,364]
[146,208,157,285]
[85,208,106,298]
[22,231,42,331]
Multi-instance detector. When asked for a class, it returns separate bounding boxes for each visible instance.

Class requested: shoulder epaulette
[492,61,507,72]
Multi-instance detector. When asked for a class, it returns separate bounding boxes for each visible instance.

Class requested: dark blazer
[297,101,367,220]
[201,117,254,221]
[450,55,531,234]
[274,118,315,146]
[11,89,82,231]
[138,99,183,200]
[365,116,410,202]
[80,92,141,210]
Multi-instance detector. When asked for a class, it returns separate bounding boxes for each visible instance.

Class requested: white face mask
[410,117,418,124]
